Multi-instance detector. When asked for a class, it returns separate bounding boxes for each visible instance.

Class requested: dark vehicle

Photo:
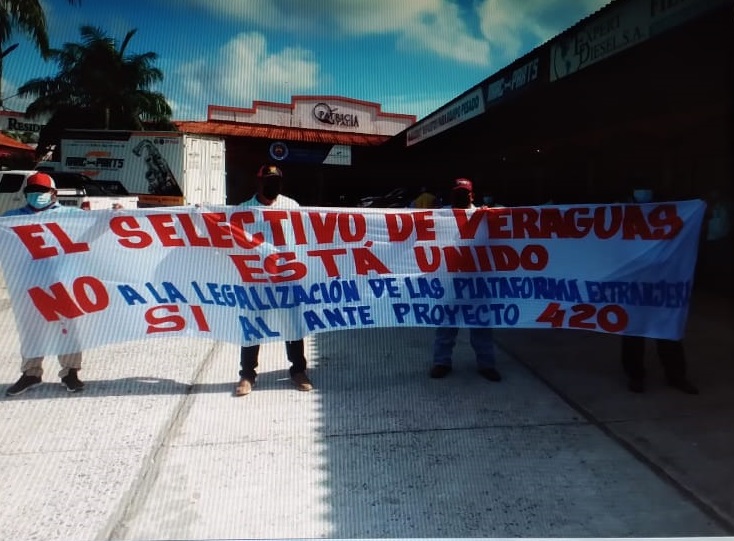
[47,172,132,196]
[357,187,409,208]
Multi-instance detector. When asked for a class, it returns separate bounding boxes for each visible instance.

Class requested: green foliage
[1,0,50,57]
[18,25,174,156]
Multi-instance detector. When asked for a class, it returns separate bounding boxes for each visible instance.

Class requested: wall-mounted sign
[267,143,351,166]
[0,112,47,144]
[269,141,289,161]
[312,103,360,128]
[486,57,540,105]
[406,88,484,147]
[550,0,728,82]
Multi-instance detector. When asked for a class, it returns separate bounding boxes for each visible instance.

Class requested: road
[0,276,731,539]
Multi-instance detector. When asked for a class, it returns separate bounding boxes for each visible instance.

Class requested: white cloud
[176,31,320,110]
[476,0,609,63]
[181,0,490,66]
[0,78,34,114]
[389,1,490,66]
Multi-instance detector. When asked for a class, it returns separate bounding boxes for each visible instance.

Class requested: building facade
[176,95,415,205]
[378,0,732,208]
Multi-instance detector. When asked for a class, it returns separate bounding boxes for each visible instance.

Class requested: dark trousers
[239,339,307,380]
[621,335,687,383]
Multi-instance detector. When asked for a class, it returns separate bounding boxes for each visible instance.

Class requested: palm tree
[0,0,80,107]
[18,25,174,156]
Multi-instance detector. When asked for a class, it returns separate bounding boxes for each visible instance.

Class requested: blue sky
[3,0,608,121]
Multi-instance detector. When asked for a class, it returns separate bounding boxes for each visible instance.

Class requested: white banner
[0,202,705,357]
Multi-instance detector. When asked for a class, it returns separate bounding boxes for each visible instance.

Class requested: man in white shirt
[235,165,313,396]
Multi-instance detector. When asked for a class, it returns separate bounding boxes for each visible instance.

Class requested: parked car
[357,187,410,208]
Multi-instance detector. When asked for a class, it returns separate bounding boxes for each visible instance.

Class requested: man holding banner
[621,186,698,395]
[2,173,85,396]
[0,169,707,398]
[430,178,501,382]
[234,165,313,396]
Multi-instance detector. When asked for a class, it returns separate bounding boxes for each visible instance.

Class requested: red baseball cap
[26,172,56,191]
[452,178,473,192]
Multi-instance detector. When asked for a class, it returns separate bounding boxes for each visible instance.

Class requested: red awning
[0,132,35,153]
[174,120,390,146]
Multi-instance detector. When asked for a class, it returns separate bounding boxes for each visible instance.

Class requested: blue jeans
[433,327,495,369]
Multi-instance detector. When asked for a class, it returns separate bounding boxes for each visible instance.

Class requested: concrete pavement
[493,286,734,531]
[0,273,732,539]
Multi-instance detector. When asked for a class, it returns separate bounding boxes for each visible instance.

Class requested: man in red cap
[431,177,502,382]
[3,172,86,395]
[233,164,313,396]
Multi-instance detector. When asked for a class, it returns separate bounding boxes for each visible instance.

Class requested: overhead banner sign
[406,88,485,147]
[0,202,704,357]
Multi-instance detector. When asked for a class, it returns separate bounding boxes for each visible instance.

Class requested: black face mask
[261,178,281,200]
[451,190,471,209]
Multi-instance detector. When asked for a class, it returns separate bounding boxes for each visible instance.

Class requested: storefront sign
[313,103,360,128]
[266,143,351,166]
[486,57,540,105]
[551,1,647,82]
[406,88,485,147]
[0,112,47,144]
[551,0,728,82]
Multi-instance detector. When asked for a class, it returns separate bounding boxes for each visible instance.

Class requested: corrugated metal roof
[0,132,35,152]
[174,121,391,146]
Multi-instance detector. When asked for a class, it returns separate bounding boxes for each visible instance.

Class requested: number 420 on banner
[536,302,628,333]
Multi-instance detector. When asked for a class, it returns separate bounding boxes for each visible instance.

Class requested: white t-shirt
[238,194,300,247]
[238,194,300,209]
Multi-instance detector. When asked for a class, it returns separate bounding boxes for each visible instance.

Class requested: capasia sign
[313,103,359,128]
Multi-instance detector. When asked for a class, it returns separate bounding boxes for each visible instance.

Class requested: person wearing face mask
[621,185,698,394]
[234,164,313,396]
[631,188,654,204]
[479,193,504,208]
[2,172,86,396]
[431,178,501,382]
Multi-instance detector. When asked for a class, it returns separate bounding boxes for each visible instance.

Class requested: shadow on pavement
[0,370,314,400]
[308,319,731,537]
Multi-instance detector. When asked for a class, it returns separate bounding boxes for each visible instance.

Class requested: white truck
[0,170,139,215]
[56,130,226,207]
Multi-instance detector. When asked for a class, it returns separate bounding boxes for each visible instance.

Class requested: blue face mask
[632,189,653,204]
[26,192,54,209]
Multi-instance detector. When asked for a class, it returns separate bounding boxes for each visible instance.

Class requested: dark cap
[257,164,283,178]
[452,178,473,192]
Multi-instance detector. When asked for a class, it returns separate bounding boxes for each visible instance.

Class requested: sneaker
[478,367,502,382]
[60,369,84,393]
[291,371,313,392]
[235,378,254,397]
[668,378,699,395]
[6,374,42,396]
[430,365,452,378]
